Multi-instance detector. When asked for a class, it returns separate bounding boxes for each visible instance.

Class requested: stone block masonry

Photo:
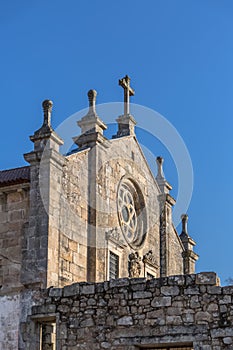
[21,272,233,349]
[0,186,29,294]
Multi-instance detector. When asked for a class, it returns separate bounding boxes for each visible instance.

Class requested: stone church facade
[0,77,232,349]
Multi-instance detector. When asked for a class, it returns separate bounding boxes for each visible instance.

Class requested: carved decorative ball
[42,100,53,110]
[88,89,97,100]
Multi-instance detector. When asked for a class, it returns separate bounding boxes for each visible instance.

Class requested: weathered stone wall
[159,195,184,277]
[22,133,186,287]
[96,136,162,280]
[58,135,171,285]
[0,184,32,350]
[168,226,184,276]
[21,272,233,349]
[0,294,20,350]
[59,149,89,286]
[18,129,186,289]
[0,186,29,294]
[22,146,66,289]
[0,289,43,350]
[20,161,49,288]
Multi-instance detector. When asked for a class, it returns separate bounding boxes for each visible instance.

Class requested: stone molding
[142,250,159,269]
[105,227,126,248]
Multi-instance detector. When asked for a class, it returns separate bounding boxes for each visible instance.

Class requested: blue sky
[0,0,233,284]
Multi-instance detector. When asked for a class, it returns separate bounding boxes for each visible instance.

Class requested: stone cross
[119,75,135,116]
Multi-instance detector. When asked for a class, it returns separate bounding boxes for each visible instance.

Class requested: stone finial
[179,214,199,274]
[87,90,97,116]
[77,89,106,134]
[156,156,172,194]
[181,214,189,236]
[24,99,63,163]
[156,156,165,180]
[42,99,53,127]
[74,89,108,148]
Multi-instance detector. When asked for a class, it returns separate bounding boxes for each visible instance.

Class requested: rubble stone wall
[21,272,233,350]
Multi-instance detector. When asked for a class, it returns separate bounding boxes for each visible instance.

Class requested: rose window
[117,179,146,248]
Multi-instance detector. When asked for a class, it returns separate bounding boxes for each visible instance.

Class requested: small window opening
[39,321,56,350]
[109,251,119,279]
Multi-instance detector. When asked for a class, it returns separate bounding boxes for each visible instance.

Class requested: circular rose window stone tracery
[117,178,146,248]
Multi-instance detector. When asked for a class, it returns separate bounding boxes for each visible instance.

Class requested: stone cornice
[24,149,65,168]
[158,193,176,207]
[30,130,63,146]
[142,250,159,269]
[73,131,110,149]
[182,250,199,261]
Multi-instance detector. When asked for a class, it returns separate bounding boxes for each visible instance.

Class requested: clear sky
[0,0,233,284]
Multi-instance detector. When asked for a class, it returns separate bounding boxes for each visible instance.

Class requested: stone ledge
[63,283,79,297]
[195,272,218,285]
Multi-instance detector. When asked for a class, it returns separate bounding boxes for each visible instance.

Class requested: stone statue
[128,252,141,278]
